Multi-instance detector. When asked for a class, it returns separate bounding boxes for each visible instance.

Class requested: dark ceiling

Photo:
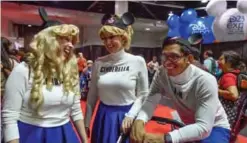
[12,1,237,20]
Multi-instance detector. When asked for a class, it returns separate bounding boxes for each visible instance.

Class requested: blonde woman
[2,24,87,143]
[85,13,149,143]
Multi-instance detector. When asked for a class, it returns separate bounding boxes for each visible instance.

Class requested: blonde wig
[26,24,80,114]
[99,24,134,50]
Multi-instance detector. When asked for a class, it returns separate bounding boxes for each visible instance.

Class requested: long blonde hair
[26,24,80,114]
[99,24,134,50]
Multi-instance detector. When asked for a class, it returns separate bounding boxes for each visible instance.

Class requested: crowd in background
[1,35,247,143]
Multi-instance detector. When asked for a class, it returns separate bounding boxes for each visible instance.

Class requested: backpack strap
[209,58,217,75]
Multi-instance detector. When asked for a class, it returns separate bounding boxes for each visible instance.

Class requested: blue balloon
[180,9,198,23]
[188,17,215,44]
[167,28,181,38]
[167,14,180,29]
[204,16,215,29]
[179,23,190,40]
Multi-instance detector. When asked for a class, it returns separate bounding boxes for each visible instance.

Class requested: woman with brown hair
[1,37,20,101]
[218,50,245,127]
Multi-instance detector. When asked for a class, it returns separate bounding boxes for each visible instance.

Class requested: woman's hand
[73,120,88,143]
[121,116,134,134]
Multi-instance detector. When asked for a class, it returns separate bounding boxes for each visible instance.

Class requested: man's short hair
[162,37,193,55]
[204,50,213,57]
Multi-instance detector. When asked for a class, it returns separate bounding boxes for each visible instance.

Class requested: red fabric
[77,58,87,72]
[219,70,240,89]
[79,101,247,143]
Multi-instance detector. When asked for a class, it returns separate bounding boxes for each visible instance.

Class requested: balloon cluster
[167,0,247,44]
[167,9,215,44]
[206,0,247,42]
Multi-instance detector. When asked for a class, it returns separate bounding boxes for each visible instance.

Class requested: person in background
[239,61,247,72]
[14,37,22,51]
[77,52,87,76]
[218,51,245,127]
[80,60,93,100]
[85,13,149,143]
[2,24,88,143]
[148,56,159,71]
[85,60,93,89]
[188,46,208,71]
[84,60,93,77]
[203,50,223,79]
[147,63,156,87]
[203,50,217,74]
[1,37,19,96]
[130,37,230,143]
[1,37,19,143]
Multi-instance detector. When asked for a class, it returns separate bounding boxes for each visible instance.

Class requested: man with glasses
[130,38,230,143]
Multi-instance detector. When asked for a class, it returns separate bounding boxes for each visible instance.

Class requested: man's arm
[130,68,163,142]
[168,76,220,143]
[135,68,163,122]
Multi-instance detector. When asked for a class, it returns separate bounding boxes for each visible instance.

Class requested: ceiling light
[168,11,173,16]
[201,0,209,3]
[28,25,32,27]
[145,28,150,31]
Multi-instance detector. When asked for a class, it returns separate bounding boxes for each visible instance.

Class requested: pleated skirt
[92,102,132,143]
[18,121,80,143]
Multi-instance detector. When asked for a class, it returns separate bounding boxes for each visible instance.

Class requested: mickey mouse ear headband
[38,7,62,29]
[101,12,135,30]
[188,33,203,45]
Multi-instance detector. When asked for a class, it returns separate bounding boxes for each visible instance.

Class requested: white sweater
[2,62,83,142]
[85,49,149,127]
[137,64,230,143]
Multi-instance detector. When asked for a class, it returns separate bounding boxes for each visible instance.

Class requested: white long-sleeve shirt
[136,64,230,143]
[1,62,83,142]
[85,49,149,127]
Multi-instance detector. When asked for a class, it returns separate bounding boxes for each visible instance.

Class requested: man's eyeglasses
[161,53,184,62]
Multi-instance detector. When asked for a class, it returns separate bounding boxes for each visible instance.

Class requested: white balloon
[212,17,225,41]
[237,0,247,14]
[215,8,247,42]
[206,0,227,17]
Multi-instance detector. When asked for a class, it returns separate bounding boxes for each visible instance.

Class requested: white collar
[109,48,125,61]
[169,64,194,84]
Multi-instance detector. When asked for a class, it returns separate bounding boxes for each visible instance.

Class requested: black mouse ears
[188,33,203,45]
[122,12,135,26]
[38,7,62,29]
[101,12,135,29]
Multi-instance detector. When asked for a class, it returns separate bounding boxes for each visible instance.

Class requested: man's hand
[143,133,165,143]
[121,116,134,134]
[130,119,145,143]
